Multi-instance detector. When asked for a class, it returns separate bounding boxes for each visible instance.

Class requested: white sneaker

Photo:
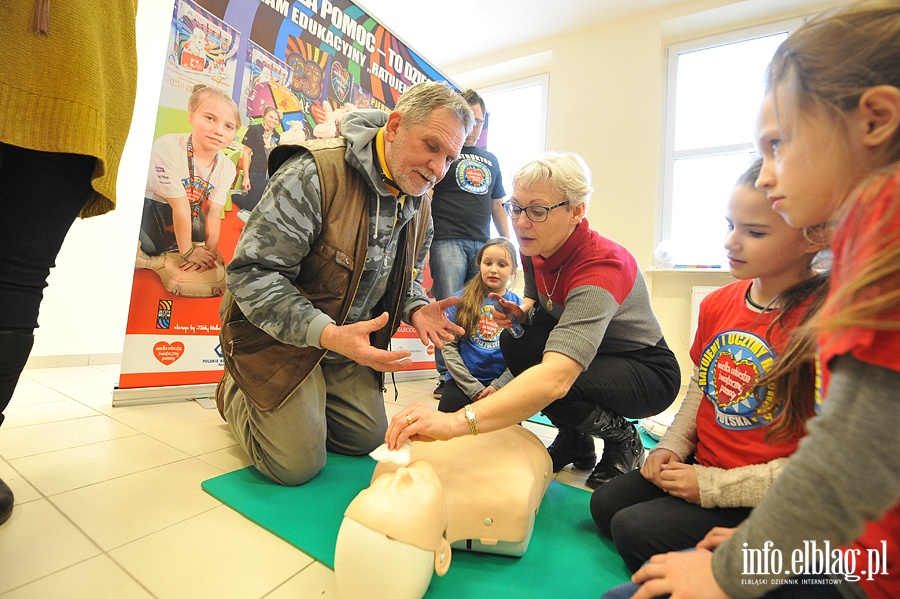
[237,209,252,223]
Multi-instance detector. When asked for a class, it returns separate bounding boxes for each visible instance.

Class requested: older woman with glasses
[387,152,680,488]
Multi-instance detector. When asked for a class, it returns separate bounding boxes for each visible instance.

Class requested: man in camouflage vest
[217,82,474,485]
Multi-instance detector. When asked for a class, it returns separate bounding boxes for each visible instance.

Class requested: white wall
[30,1,173,360]
[447,0,830,383]
[32,0,830,379]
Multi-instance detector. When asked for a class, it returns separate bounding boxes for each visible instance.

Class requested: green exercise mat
[202,454,631,597]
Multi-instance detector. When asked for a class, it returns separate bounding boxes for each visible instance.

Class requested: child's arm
[205,202,223,254]
[653,365,701,460]
[642,367,701,487]
[490,368,514,391]
[443,338,484,399]
[692,458,789,508]
[711,356,900,597]
[241,145,252,190]
[165,195,197,257]
[476,369,514,400]
[164,195,217,271]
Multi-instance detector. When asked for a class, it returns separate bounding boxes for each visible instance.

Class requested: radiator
[690,286,723,343]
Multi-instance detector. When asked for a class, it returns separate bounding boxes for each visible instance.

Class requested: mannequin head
[334,461,451,599]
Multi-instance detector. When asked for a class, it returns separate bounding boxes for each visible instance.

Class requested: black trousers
[0,144,95,424]
[590,467,752,572]
[0,144,94,332]
[436,376,494,413]
[500,307,681,429]
[237,168,269,212]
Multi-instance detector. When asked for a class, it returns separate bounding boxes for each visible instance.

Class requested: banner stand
[117,0,451,402]
[112,383,216,408]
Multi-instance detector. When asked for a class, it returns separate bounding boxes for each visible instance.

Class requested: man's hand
[410,297,465,349]
[319,312,413,372]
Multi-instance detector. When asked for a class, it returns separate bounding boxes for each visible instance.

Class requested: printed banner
[119,0,450,392]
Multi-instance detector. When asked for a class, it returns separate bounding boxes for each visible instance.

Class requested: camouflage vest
[217,137,431,412]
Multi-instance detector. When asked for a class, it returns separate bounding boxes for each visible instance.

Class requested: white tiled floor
[0,365,604,598]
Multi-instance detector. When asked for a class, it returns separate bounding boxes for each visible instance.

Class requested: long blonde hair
[454,238,518,339]
[766,0,900,332]
[766,1,900,166]
[758,1,900,438]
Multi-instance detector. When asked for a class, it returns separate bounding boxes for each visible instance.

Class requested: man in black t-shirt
[429,89,510,397]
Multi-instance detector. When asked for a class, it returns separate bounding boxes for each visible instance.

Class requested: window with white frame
[659,18,805,268]
[480,75,549,242]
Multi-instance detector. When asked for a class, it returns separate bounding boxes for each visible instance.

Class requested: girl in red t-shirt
[592,158,826,572]
[627,3,900,599]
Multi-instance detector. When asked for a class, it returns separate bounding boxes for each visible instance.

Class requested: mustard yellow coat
[0,1,138,217]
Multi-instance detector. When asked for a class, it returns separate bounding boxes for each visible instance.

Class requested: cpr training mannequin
[335,425,553,599]
[134,249,226,298]
[335,461,451,599]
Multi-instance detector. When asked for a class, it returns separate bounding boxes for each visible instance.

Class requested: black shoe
[546,430,597,472]
[433,379,445,399]
[585,420,645,489]
[0,478,12,525]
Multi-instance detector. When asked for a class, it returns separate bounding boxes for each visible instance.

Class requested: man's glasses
[502,201,569,223]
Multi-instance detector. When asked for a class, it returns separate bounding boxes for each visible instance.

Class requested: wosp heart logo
[153,342,185,365]
[465,167,484,187]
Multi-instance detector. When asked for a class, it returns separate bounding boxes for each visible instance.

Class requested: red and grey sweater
[522,219,667,369]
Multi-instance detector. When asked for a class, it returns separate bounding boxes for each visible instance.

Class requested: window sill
[646,267,728,273]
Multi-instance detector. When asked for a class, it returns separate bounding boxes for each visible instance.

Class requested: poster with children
[117,0,452,399]
[163,0,240,107]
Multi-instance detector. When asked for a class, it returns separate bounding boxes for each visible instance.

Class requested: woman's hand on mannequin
[385,401,466,448]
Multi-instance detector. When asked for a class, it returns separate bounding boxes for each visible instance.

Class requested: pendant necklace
[541,266,564,311]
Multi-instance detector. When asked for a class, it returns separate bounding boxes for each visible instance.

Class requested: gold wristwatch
[464,404,479,436]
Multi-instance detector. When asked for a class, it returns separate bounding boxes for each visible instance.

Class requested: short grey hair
[513,152,594,208]
[394,81,474,134]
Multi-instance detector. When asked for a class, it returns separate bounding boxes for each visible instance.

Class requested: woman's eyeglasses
[501,201,569,223]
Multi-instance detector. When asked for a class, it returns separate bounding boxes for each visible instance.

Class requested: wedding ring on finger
[406,414,412,426]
